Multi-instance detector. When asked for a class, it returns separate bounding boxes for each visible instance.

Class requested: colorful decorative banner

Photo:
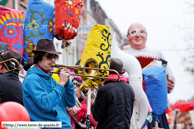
[22,0,54,65]
[0,6,24,58]
[78,24,111,90]
[54,0,85,40]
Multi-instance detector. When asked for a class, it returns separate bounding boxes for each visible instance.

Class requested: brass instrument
[67,97,86,128]
[0,58,20,72]
[51,58,120,80]
[91,89,97,100]
[80,89,97,105]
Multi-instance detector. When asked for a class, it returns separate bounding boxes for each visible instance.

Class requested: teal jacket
[23,67,76,129]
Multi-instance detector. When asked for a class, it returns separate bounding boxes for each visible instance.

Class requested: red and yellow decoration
[54,0,85,40]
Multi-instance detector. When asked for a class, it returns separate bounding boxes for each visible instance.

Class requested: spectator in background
[0,49,23,105]
[124,22,175,129]
[23,57,34,71]
[67,76,97,129]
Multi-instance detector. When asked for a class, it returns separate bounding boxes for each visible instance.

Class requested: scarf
[104,74,127,82]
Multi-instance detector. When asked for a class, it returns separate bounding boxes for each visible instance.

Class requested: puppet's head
[0,7,24,57]
[54,0,85,40]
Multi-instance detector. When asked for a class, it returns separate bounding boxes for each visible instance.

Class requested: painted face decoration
[54,0,85,40]
[22,0,54,65]
[0,6,24,58]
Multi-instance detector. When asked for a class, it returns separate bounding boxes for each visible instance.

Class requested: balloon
[0,102,30,129]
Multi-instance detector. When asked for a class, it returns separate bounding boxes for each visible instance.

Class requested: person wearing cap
[23,57,34,71]
[91,58,135,129]
[0,49,23,105]
[22,39,76,128]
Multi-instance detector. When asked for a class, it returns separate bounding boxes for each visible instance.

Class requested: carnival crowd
[3,22,190,129]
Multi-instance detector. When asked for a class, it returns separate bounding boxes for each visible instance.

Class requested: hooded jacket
[23,67,76,129]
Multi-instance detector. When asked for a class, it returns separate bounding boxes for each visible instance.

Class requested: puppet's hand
[167,74,174,92]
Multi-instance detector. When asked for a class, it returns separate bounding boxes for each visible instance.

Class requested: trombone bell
[83,58,98,79]
[0,58,20,73]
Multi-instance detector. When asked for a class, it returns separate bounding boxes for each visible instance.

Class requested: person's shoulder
[24,72,40,83]
[99,82,113,91]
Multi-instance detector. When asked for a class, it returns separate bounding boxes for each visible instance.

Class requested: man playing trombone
[0,49,23,105]
[22,39,76,128]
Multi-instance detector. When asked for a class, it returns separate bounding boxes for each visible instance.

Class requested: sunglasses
[45,54,59,61]
[73,82,81,87]
[128,29,147,36]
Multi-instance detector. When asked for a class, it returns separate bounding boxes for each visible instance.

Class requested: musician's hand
[167,74,174,92]
[67,106,80,116]
[56,67,63,75]
[58,68,70,87]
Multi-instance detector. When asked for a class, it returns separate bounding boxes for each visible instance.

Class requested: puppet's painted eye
[4,25,17,38]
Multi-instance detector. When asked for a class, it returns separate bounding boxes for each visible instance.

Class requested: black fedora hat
[32,39,61,55]
[110,58,126,74]
[23,57,34,71]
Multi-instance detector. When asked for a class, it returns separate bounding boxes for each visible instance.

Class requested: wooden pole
[173,111,178,129]
[86,88,91,129]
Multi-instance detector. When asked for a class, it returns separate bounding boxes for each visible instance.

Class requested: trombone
[51,58,120,80]
[0,58,20,73]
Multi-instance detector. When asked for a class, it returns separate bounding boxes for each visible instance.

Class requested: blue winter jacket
[22,67,76,129]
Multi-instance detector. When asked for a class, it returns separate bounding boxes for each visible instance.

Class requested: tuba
[111,33,148,127]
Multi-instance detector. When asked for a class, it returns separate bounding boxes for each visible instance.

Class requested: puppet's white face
[127,23,147,50]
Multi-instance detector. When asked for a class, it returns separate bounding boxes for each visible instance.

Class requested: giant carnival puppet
[0,6,24,59]
[23,0,85,65]
[22,0,54,65]
[53,0,85,47]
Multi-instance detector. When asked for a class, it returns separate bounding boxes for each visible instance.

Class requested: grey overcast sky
[96,0,194,104]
